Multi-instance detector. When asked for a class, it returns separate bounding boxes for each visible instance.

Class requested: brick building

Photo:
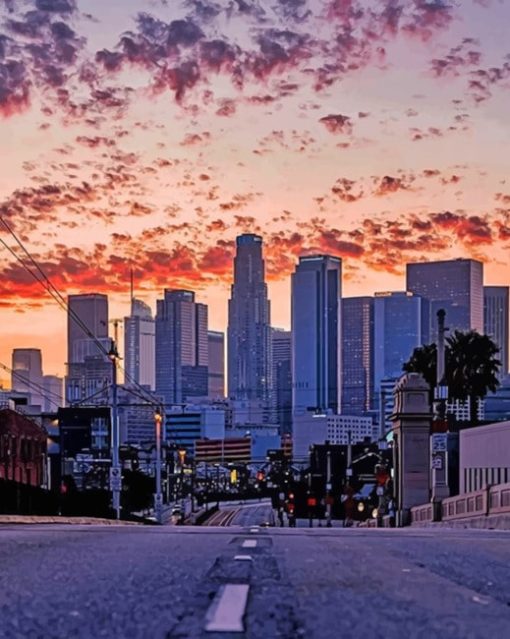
[0,408,47,487]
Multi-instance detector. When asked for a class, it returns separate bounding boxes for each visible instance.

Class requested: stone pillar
[391,373,432,526]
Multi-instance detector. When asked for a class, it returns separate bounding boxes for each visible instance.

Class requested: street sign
[109,466,122,491]
[431,455,443,470]
[346,468,353,477]
[376,486,384,496]
[326,483,332,491]
[432,434,447,453]
[154,493,163,506]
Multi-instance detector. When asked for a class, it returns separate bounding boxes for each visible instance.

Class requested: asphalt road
[1,520,510,639]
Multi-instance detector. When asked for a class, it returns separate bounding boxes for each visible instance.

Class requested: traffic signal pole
[109,343,121,520]
[326,449,332,527]
[154,410,163,524]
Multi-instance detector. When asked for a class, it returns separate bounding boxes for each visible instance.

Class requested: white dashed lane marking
[204,584,250,633]
[242,539,257,549]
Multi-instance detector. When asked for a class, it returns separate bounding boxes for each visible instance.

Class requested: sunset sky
[1,0,509,378]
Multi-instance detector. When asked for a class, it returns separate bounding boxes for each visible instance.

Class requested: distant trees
[403,330,501,425]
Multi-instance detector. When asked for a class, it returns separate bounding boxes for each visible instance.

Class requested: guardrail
[410,482,510,526]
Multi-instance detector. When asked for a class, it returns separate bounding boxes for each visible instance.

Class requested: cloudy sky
[1,0,509,377]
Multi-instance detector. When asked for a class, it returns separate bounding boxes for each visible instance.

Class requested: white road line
[249,527,259,533]
[234,555,253,561]
[242,539,257,548]
[205,584,250,633]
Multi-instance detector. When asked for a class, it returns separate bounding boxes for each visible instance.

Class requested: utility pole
[326,447,332,527]
[154,409,163,524]
[108,342,121,520]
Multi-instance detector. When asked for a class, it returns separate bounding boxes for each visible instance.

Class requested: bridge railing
[410,482,510,526]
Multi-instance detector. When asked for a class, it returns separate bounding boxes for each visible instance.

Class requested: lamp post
[108,342,121,520]
[214,463,220,509]
[326,448,332,527]
[154,410,163,524]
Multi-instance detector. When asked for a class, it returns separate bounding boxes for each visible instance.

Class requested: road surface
[1,519,510,638]
[204,502,274,527]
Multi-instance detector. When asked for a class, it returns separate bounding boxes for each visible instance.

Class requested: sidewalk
[0,515,140,525]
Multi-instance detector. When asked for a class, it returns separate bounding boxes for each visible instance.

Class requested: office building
[484,286,509,377]
[342,297,374,415]
[164,405,225,453]
[124,298,156,390]
[11,348,44,408]
[327,414,375,445]
[155,289,208,405]
[66,294,111,405]
[406,258,483,341]
[272,328,292,434]
[207,330,225,398]
[292,255,342,413]
[227,234,271,404]
[42,375,63,412]
[374,292,427,393]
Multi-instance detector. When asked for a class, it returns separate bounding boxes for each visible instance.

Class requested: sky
[0,0,509,378]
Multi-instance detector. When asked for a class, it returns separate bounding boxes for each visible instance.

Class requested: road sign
[109,466,122,491]
[431,455,443,470]
[376,486,385,496]
[154,493,163,506]
[326,483,332,491]
[346,468,353,477]
[432,434,447,453]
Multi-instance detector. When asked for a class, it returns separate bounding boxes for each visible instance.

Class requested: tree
[403,330,501,426]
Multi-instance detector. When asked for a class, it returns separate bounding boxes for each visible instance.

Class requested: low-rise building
[460,420,510,492]
[0,407,47,486]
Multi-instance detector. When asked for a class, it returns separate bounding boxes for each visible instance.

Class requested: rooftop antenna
[130,266,134,311]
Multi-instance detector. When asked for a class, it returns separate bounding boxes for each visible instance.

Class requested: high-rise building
[42,375,63,412]
[66,293,111,405]
[11,348,44,407]
[207,331,225,399]
[124,298,155,390]
[155,289,208,405]
[292,255,342,414]
[373,292,427,392]
[406,258,483,341]
[271,328,292,434]
[227,234,271,404]
[342,297,374,415]
[484,286,509,377]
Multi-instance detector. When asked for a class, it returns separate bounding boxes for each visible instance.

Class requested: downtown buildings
[227,234,272,412]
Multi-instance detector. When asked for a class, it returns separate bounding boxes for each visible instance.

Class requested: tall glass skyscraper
[484,286,509,377]
[227,234,271,404]
[66,294,111,405]
[373,291,427,392]
[11,348,44,407]
[272,328,292,434]
[207,330,225,398]
[342,297,374,415]
[155,289,208,404]
[291,255,342,413]
[406,258,483,341]
[124,298,155,390]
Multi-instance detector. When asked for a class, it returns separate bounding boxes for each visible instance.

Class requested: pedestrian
[342,484,355,528]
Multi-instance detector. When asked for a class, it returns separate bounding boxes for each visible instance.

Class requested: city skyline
[1,0,510,376]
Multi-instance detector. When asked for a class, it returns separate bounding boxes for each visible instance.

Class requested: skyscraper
[207,330,225,399]
[227,234,271,404]
[406,258,483,341]
[271,328,292,434]
[11,348,44,407]
[342,297,374,415]
[66,293,111,405]
[124,298,156,390]
[484,286,509,377]
[373,291,427,392]
[155,289,208,404]
[42,375,63,412]
[292,255,342,414]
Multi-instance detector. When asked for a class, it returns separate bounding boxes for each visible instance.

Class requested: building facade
[207,330,225,399]
[374,292,427,392]
[271,328,292,434]
[124,298,156,390]
[406,258,483,341]
[66,294,111,405]
[42,375,63,412]
[326,414,375,445]
[155,289,208,405]
[292,255,342,414]
[341,297,374,415]
[484,286,509,377]
[227,234,271,404]
[11,348,44,408]
[164,405,225,453]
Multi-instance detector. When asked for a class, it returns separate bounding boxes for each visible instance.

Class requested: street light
[108,342,121,520]
[154,410,163,524]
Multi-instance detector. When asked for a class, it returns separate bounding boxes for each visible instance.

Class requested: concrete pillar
[391,373,432,526]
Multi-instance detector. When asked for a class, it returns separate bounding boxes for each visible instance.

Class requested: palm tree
[446,330,500,424]
[403,330,501,426]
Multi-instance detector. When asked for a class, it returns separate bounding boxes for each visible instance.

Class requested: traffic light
[287,492,295,514]
[256,470,265,482]
[230,468,238,484]
[178,449,186,466]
